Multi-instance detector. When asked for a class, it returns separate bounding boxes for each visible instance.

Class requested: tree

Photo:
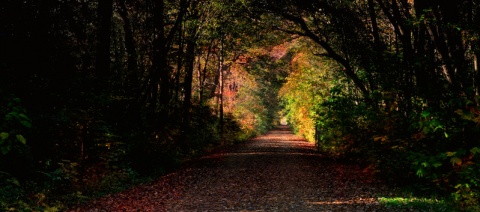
[95,0,114,79]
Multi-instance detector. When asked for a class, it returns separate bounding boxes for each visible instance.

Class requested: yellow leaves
[446,152,457,157]
[373,135,387,143]
[473,116,480,124]
[450,157,462,166]
[280,49,334,137]
[373,135,387,142]
[455,107,480,124]
[454,109,463,116]
[446,151,464,166]
[445,147,480,167]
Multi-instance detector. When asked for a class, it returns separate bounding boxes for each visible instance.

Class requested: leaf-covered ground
[71,126,393,211]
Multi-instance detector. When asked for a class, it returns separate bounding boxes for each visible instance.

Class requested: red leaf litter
[70,126,390,211]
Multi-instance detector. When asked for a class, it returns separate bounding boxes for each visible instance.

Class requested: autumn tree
[241,0,480,206]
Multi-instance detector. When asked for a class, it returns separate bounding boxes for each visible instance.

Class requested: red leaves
[71,126,390,211]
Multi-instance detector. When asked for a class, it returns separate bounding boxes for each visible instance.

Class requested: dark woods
[1,0,480,210]
[0,0,277,209]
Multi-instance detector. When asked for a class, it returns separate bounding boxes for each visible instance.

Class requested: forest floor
[70,126,398,211]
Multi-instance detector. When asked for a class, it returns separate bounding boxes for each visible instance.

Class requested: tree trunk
[118,0,138,95]
[95,0,114,79]
[183,42,196,107]
[199,40,214,103]
[183,33,197,124]
[175,27,184,102]
[218,36,225,144]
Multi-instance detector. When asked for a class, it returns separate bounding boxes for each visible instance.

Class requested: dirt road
[75,126,390,211]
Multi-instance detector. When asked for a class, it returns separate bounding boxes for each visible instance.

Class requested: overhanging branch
[279,11,370,98]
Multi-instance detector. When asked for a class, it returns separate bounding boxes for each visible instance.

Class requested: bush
[0,94,32,176]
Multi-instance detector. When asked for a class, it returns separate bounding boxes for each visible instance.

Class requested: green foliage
[280,44,480,209]
[232,43,290,138]
[403,100,480,208]
[0,95,31,156]
[0,172,25,211]
[233,72,271,137]
[244,2,480,209]
[378,195,453,211]
[185,105,222,155]
[279,43,332,143]
[427,148,480,208]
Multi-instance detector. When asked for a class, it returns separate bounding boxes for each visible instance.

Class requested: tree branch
[279,12,370,98]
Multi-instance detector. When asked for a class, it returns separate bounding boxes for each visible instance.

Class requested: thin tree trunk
[183,31,197,120]
[218,36,225,144]
[210,42,221,99]
[96,0,114,79]
[199,40,214,103]
[145,0,188,136]
[368,0,382,51]
[367,0,382,94]
[118,0,138,94]
[184,39,196,110]
[175,25,185,102]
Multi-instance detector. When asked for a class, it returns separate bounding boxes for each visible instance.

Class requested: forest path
[74,125,391,211]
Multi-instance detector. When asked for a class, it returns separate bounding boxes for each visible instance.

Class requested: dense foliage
[246,0,480,209]
[279,39,335,143]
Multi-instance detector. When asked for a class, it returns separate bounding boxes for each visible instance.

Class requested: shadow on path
[73,126,389,211]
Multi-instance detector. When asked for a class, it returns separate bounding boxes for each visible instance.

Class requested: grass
[378,195,455,211]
